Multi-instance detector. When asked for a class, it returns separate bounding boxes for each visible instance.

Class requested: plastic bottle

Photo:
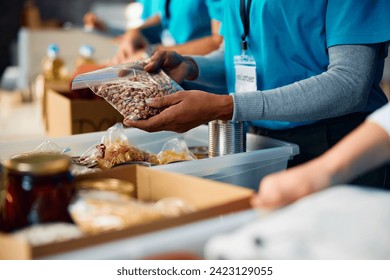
[75,44,96,68]
[42,43,66,81]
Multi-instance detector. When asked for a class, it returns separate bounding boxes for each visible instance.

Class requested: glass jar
[0,153,74,232]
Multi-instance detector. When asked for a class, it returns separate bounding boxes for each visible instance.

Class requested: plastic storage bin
[150,126,299,190]
[0,125,299,190]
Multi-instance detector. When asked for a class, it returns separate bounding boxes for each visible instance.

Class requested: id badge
[234,54,257,93]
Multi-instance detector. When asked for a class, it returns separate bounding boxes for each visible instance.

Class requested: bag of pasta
[77,123,159,169]
[157,138,197,164]
[71,60,183,121]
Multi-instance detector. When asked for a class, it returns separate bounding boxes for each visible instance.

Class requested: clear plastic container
[152,126,299,190]
[0,126,299,190]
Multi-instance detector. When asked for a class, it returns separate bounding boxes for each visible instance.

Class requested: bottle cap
[79,44,95,58]
[47,43,60,59]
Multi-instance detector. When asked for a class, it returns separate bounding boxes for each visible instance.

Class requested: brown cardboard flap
[139,167,253,209]
[0,233,31,260]
[1,165,254,259]
[45,89,122,137]
[31,196,251,259]
[47,89,72,135]
[76,165,254,208]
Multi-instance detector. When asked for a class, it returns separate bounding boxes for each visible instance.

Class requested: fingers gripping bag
[71,60,183,121]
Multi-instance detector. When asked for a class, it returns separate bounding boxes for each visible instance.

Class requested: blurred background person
[112,0,223,63]
[83,0,161,38]
[252,102,390,209]
[204,103,390,260]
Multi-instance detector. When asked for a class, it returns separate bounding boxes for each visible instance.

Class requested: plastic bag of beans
[71,60,183,121]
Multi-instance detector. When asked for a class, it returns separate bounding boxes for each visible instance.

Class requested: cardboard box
[0,165,254,259]
[46,88,123,137]
[35,74,72,130]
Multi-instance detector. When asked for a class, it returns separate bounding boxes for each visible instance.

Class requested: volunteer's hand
[84,12,106,32]
[113,29,148,64]
[144,51,199,84]
[250,159,332,209]
[124,90,233,133]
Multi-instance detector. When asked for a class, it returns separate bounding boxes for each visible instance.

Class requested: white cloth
[367,102,390,137]
[204,186,390,260]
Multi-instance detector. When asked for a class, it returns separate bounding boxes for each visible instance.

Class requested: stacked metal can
[208,120,246,157]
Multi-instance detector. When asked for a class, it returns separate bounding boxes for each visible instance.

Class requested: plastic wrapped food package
[76,123,159,169]
[71,60,183,121]
[12,223,84,246]
[76,124,197,169]
[5,124,199,175]
[157,138,197,164]
[69,189,195,235]
[70,171,194,235]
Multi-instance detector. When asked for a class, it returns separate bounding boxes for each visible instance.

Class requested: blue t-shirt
[138,0,162,20]
[161,0,223,44]
[222,0,390,130]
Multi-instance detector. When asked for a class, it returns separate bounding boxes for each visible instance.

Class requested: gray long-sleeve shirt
[191,44,384,123]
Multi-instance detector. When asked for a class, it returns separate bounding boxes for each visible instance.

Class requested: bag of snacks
[77,123,159,169]
[71,60,183,121]
[157,138,197,164]
[69,186,194,235]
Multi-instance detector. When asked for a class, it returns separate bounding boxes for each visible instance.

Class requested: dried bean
[92,68,182,121]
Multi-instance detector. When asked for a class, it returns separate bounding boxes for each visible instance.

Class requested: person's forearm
[137,14,161,30]
[232,44,379,122]
[123,14,161,37]
[179,46,227,93]
[156,34,223,55]
[182,45,227,93]
[317,121,390,185]
[157,19,223,55]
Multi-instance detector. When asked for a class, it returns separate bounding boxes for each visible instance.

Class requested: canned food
[208,120,246,157]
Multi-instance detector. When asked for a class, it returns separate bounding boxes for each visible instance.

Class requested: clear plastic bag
[77,123,159,169]
[71,60,183,121]
[9,140,70,157]
[33,140,71,154]
[7,141,96,176]
[69,189,194,235]
[157,138,197,164]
